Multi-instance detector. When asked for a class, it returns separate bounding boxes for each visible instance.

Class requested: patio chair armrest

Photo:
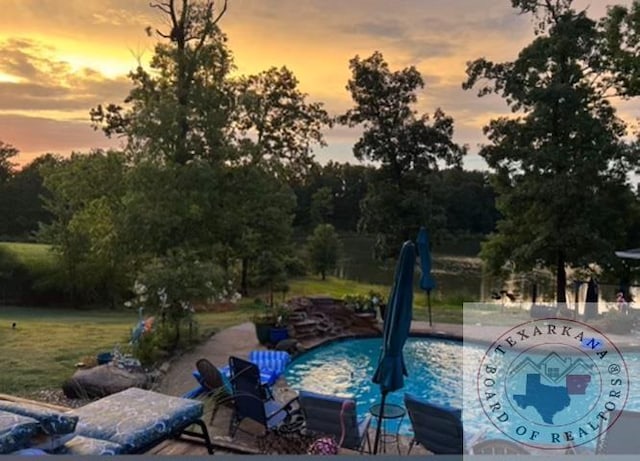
[282,396,300,408]
[265,396,299,420]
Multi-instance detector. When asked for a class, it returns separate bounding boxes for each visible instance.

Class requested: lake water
[334,234,487,300]
[332,234,634,304]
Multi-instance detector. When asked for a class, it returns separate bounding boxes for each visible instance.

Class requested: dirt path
[154,322,259,397]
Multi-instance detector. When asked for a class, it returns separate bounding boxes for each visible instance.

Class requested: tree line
[1,0,640,315]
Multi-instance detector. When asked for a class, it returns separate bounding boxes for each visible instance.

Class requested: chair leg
[228,411,239,438]
[180,419,215,454]
[359,433,372,455]
[407,438,416,455]
[209,403,220,425]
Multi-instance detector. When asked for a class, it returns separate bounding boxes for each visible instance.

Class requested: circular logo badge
[477,318,629,450]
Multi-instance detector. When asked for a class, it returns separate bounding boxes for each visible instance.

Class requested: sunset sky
[0,0,637,169]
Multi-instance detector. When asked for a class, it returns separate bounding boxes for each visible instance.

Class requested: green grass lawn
[0,242,55,272]
[0,303,261,396]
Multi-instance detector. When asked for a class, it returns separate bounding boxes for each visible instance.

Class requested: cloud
[1,114,120,166]
[0,38,131,112]
[347,20,406,40]
[91,7,151,27]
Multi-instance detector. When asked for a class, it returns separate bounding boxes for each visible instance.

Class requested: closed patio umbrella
[417,227,436,326]
[371,240,416,454]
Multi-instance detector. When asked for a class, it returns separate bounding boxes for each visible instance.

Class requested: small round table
[369,403,406,454]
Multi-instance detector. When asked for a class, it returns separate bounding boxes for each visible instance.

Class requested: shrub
[133,320,202,366]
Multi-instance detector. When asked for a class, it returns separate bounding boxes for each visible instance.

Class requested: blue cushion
[61,435,124,455]
[182,384,207,399]
[249,350,290,376]
[68,388,203,454]
[249,350,291,366]
[10,448,48,455]
[0,401,78,436]
[0,410,40,454]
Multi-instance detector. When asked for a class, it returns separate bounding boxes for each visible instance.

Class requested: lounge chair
[195,358,232,424]
[0,400,79,454]
[404,393,495,455]
[404,393,464,454]
[226,359,299,448]
[228,391,300,440]
[66,387,214,454]
[596,409,640,454]
[0,411,42,454]
[0,388,214,455]
[229,356,275,401]
[298,390,372,454]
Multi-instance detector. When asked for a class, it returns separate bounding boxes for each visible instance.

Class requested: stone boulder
[62,364,150,399]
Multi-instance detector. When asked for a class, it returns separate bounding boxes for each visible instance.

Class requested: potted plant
[252,308,276,345]
[268,304,291,344]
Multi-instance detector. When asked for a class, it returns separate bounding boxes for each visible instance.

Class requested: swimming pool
[283,336,640,439]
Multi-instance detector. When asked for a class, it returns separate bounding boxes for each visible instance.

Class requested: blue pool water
[283,336,640,439]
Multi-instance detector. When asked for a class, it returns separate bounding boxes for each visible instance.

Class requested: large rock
[62,364,150,399]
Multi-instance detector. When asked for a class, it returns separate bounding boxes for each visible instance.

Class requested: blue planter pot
[96,352,113,365]
[269,327,289,344]
[254,323,273,345]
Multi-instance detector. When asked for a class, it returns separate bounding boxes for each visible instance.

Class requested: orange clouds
[0,0,636,168]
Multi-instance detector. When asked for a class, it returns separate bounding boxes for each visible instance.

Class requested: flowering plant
[251,302,290,327]
[343,290,385,313]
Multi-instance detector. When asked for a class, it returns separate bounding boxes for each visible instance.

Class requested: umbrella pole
[427,290,433,327]
[373,391,388,455]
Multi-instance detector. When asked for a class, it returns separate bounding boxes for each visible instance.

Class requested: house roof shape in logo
[508,352,594,384]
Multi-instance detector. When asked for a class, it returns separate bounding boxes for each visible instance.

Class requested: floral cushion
[0,400,78,435]
[68,388,203,454]
[0,410,40,454]
[60,435,124,455]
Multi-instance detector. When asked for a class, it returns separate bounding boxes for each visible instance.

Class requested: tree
[463,0,640,302]
[310,186,333,226]
[254,250,287,307]
[431,169,498,236]
[0,141,17,184]
[90,0,231,165]
[307,224,340,280]
[0,154,59,240]
[340,52,466,257]
[39,151,130,306]
[231,66,332,179]
[327,162,369,231]
[216,165,297,295]
[119,160,224,257]
[290,161,369,232]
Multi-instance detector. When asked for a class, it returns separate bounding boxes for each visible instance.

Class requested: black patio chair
[228,356,273,402]
[195,358,231,424]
